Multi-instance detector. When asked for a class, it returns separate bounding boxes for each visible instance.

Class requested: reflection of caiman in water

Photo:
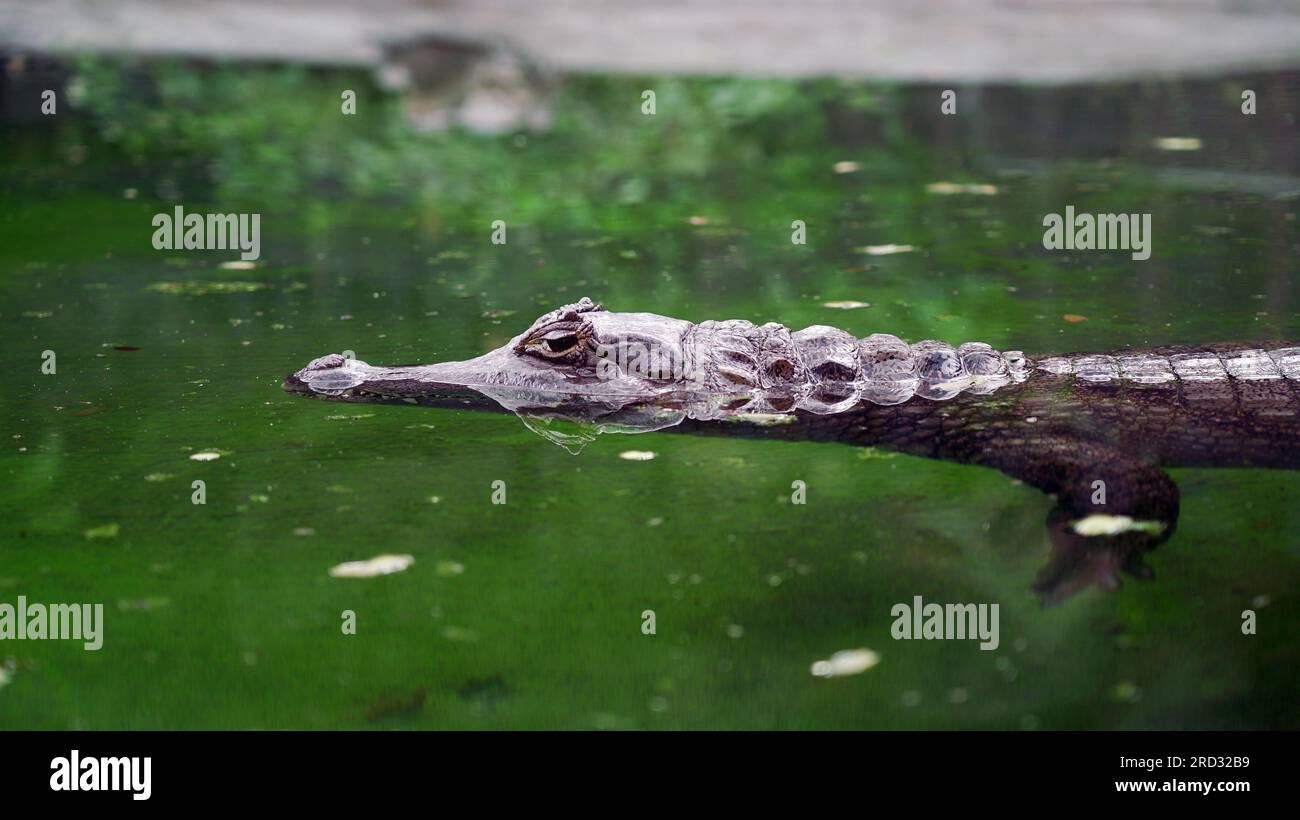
[284,298,1300,603]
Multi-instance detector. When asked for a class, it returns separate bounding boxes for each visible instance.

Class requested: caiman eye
[543,332,578,353]
[520,326,587,360]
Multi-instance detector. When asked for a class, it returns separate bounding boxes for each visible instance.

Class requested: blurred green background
[0,60,1297,728]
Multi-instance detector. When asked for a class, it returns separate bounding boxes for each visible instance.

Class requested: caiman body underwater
[284,297,1300,601]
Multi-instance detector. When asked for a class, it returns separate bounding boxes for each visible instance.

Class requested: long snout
[283,350,499,395]
[282,345,614,399]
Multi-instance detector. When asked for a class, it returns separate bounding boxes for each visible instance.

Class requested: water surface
[1,64,1297,728]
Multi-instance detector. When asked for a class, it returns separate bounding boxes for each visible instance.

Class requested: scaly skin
[284,299,1300,602]
[668,339,1300,601]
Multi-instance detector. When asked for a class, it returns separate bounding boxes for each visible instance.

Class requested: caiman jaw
[284,348,552,397]
[283,345,652,402]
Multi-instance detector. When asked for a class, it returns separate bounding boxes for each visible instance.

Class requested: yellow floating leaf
[926,182,999,195]
[83,523,120,540]
[811,648,880,678]
[1153,136,1202,151]
[329,554,415,578]
[859,244,914,256]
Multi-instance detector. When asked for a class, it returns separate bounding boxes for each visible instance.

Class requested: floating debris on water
[1196,225,1233,237]
[926,182,999,195]
[458,675,510,705]
[189,451,221,462]
[1063,314,1089,323]
[482,309,516,319]
[117,596,170,612]
[811,648,880,678]
[440,625,478,642]
[570,236,614,248]
[1153,136,1202,151]
[436,560,465,577]
[365,687,426,721]
[857,447,897,460]
[832,160,861,174]
[593,713,632,730]
[821,300,871,309]
[143,473,173,482]
[859,244,914,256]
[619,450,656,461]
[292,527,315,537]
[147,281,270,296]
[83,523,120,540]
[328,554,415,578]
[1072,514,1166,537]
[218,260,258,270]
[1113,681,1143,702]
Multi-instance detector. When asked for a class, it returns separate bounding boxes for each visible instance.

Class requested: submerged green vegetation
[0,61,1297,728]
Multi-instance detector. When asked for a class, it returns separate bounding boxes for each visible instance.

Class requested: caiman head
[282,297,713,405]
[284,296,742,453]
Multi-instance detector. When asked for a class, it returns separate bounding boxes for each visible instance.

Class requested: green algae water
[1,62,1298,729]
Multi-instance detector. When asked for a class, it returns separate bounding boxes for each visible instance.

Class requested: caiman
[284,297,1300,603]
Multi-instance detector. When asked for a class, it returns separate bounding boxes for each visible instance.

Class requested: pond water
[1,62,1297,728]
